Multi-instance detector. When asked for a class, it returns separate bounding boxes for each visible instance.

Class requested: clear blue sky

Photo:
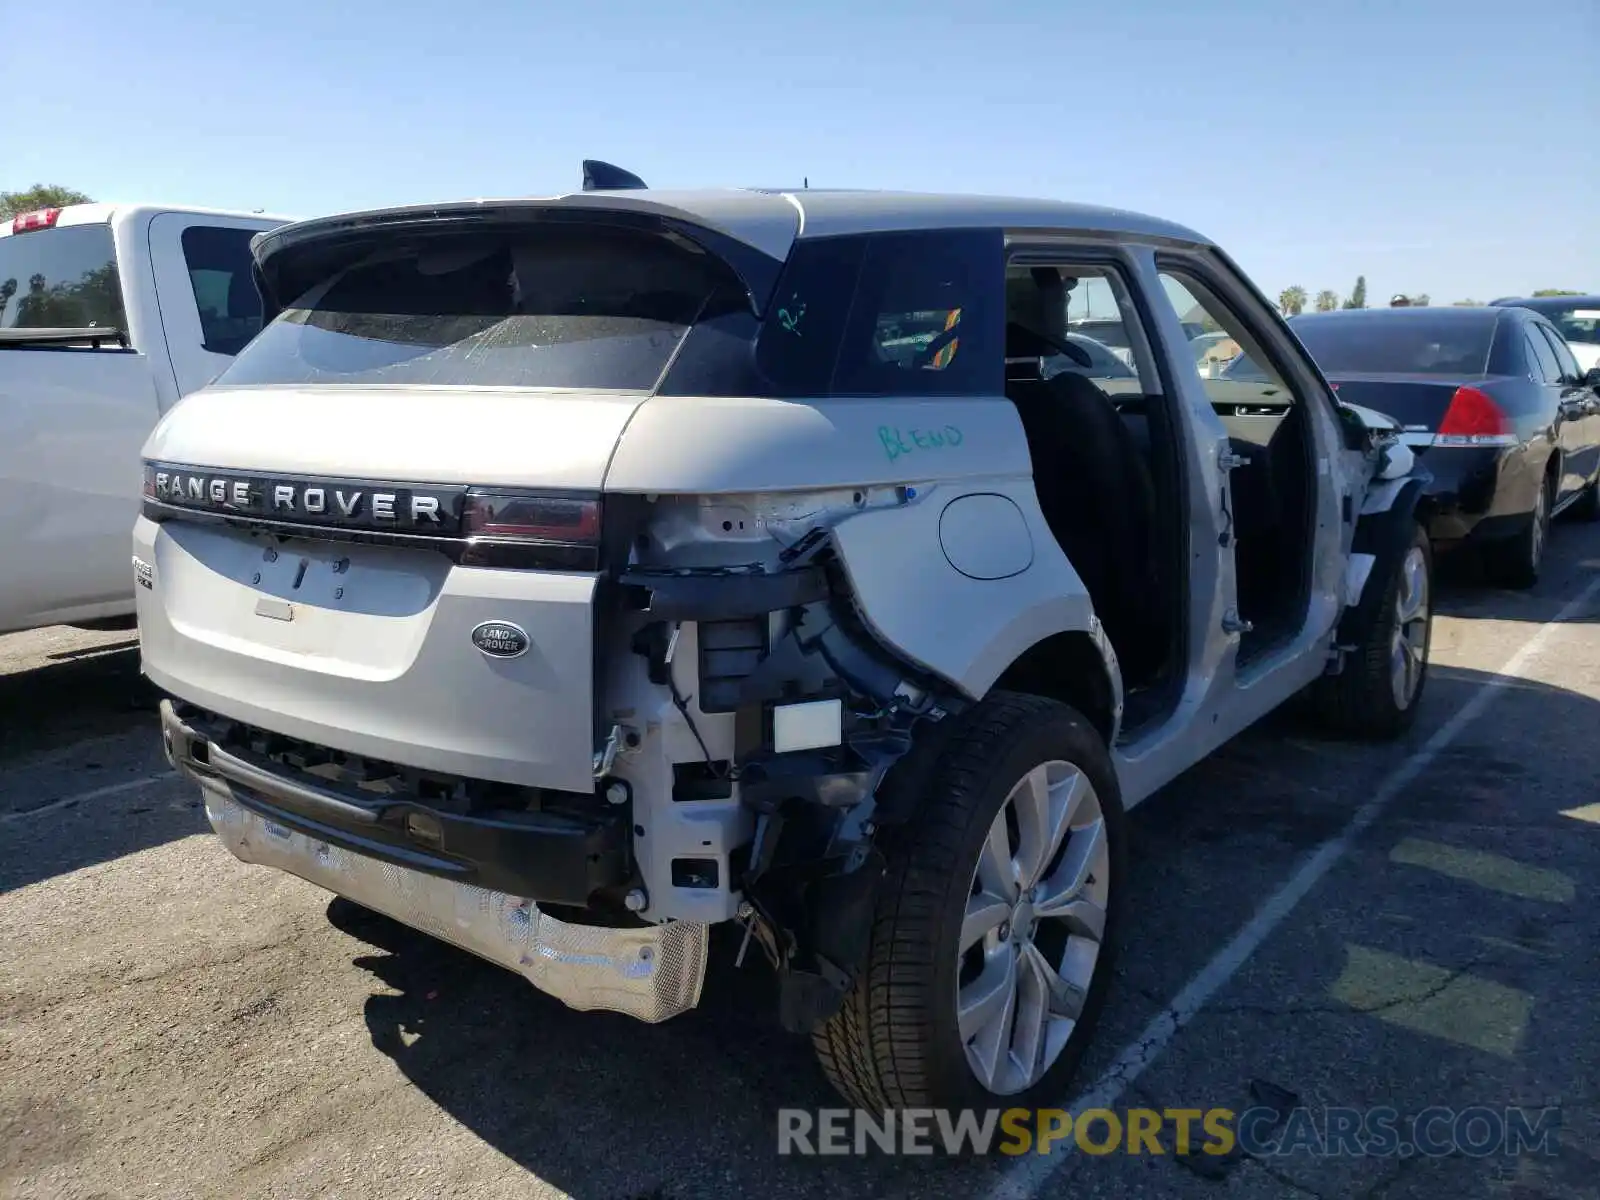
[7,0,1595,303]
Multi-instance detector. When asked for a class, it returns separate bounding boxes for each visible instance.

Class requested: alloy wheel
[956,761,1110,1095]
[1530,484,1548,572]
[1390,543,1430,709]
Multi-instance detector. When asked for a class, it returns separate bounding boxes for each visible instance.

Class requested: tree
[1342,276,1367,309]
[1314,289,1339,312]
[1278,285,1308,316]
[1451,299,1483,306]
[1532,289,1581,297]
[1412,293,1430,307]
[0,184,93,219]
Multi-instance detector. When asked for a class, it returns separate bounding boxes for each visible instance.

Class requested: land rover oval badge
[471,620,529,659]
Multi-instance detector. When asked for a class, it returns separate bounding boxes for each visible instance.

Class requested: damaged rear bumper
[168,701,707,1023]
[204,793,707,1022]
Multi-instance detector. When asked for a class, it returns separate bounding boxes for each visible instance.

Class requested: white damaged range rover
[136,164,1433,1109]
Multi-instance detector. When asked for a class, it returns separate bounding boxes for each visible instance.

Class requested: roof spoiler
[581,160,647,192]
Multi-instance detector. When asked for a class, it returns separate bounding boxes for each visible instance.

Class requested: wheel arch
[1342,474,1428,643]
[987,627,1122,746]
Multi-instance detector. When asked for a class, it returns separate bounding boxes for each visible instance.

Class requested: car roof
[261,187,1212,264]
[0,202,294,238]
[1489,294,1600,311]
[1290,306,1503,327]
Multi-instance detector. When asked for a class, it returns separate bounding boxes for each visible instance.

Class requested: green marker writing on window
[777,294,806,337]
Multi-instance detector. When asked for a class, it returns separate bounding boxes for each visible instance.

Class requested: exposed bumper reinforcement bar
[202,791,708,1023]
[160,700,629,906]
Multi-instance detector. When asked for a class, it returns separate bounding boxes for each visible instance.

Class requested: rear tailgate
[135,201,790,795]
[135,385,647,793]
[137,518,600,792]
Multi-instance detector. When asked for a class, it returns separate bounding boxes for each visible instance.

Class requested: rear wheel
[1312,522,1432,739]
[813,692,1126,1109]
[1483,474,1550,589]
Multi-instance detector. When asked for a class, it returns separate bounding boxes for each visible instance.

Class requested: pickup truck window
[180,226,264,356]
[0,224,126,332]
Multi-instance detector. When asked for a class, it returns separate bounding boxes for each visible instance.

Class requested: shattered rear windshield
[215,223,746,391]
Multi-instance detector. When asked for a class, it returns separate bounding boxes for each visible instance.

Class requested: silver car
[136,164,1434,1110]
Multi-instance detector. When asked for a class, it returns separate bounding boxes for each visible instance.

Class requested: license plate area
[238,533,443,620]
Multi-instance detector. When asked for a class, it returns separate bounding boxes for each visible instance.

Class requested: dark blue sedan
[1225,306,1600,587]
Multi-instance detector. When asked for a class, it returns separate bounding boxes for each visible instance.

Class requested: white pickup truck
[0,202,290,634]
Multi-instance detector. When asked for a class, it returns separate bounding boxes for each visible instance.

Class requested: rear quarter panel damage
[828,479,1098,700]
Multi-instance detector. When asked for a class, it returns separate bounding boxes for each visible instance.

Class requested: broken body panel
[139,186,1415,1033]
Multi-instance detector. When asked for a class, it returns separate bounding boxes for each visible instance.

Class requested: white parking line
[987,572,1600,1200]
[0,771,175,825]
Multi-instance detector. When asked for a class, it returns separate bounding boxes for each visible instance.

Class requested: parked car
[1490,294,1600,371]
[1190,329,1242,378]
[1043,332,1137,380]
[0,202,290,634]
[139,166,1433,1111]
[1224,305,1600,586]
[1065,317,1137,368]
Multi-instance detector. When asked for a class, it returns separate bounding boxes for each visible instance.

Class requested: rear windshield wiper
[0,326,129,349]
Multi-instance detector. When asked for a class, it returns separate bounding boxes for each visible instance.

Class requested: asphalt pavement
[2,523,1597,1200]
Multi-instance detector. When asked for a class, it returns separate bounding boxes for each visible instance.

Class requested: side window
[1539,325,1581,383]
[1004,262,1160,395]
[1524,327,1561,385]
[0,224,126,331]
[179,225,262,356]
[1154,270,1301,407]
[753,229,1004,398]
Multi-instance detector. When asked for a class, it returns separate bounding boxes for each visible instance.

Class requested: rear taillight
[461,490,601,570]
[11,208,62,234]
[1435,387,1516,447]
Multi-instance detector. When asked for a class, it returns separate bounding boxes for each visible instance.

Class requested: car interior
[1162,271,1315,663]
[1002,264,1316,732]
[1001,265,1184,733]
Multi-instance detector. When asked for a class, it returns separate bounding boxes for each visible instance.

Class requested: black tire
[1482,473,1551,589]
[812,691,1127,1110]
[1311,522,1433,740]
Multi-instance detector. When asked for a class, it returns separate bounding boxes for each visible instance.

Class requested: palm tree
[1314,289,1339,312]
[1278,286,1308,317]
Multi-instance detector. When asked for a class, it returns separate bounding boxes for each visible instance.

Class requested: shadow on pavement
[1432,518,1600,626]
[0,640,157,766]
[329,656,1598,1199]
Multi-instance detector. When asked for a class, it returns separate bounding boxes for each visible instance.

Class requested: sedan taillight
[1435,387,1516,447]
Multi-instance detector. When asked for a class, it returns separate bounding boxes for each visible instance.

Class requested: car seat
[1006,368,1167,685]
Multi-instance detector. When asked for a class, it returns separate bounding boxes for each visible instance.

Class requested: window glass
[219,223,746,391]
[1156,271,1298,405]
[1004,263,1155,392]
[0,223,126,331]
[782,229,1002,397]
[665,228,1005,398]
[1551,309,1600,345]
[1538,324,1581,383]
[1280,311,1495,375]
[1525,328,1561,384]
[180,226,265,355]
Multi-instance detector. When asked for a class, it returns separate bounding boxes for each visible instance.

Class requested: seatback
[1007,371,1163,679]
